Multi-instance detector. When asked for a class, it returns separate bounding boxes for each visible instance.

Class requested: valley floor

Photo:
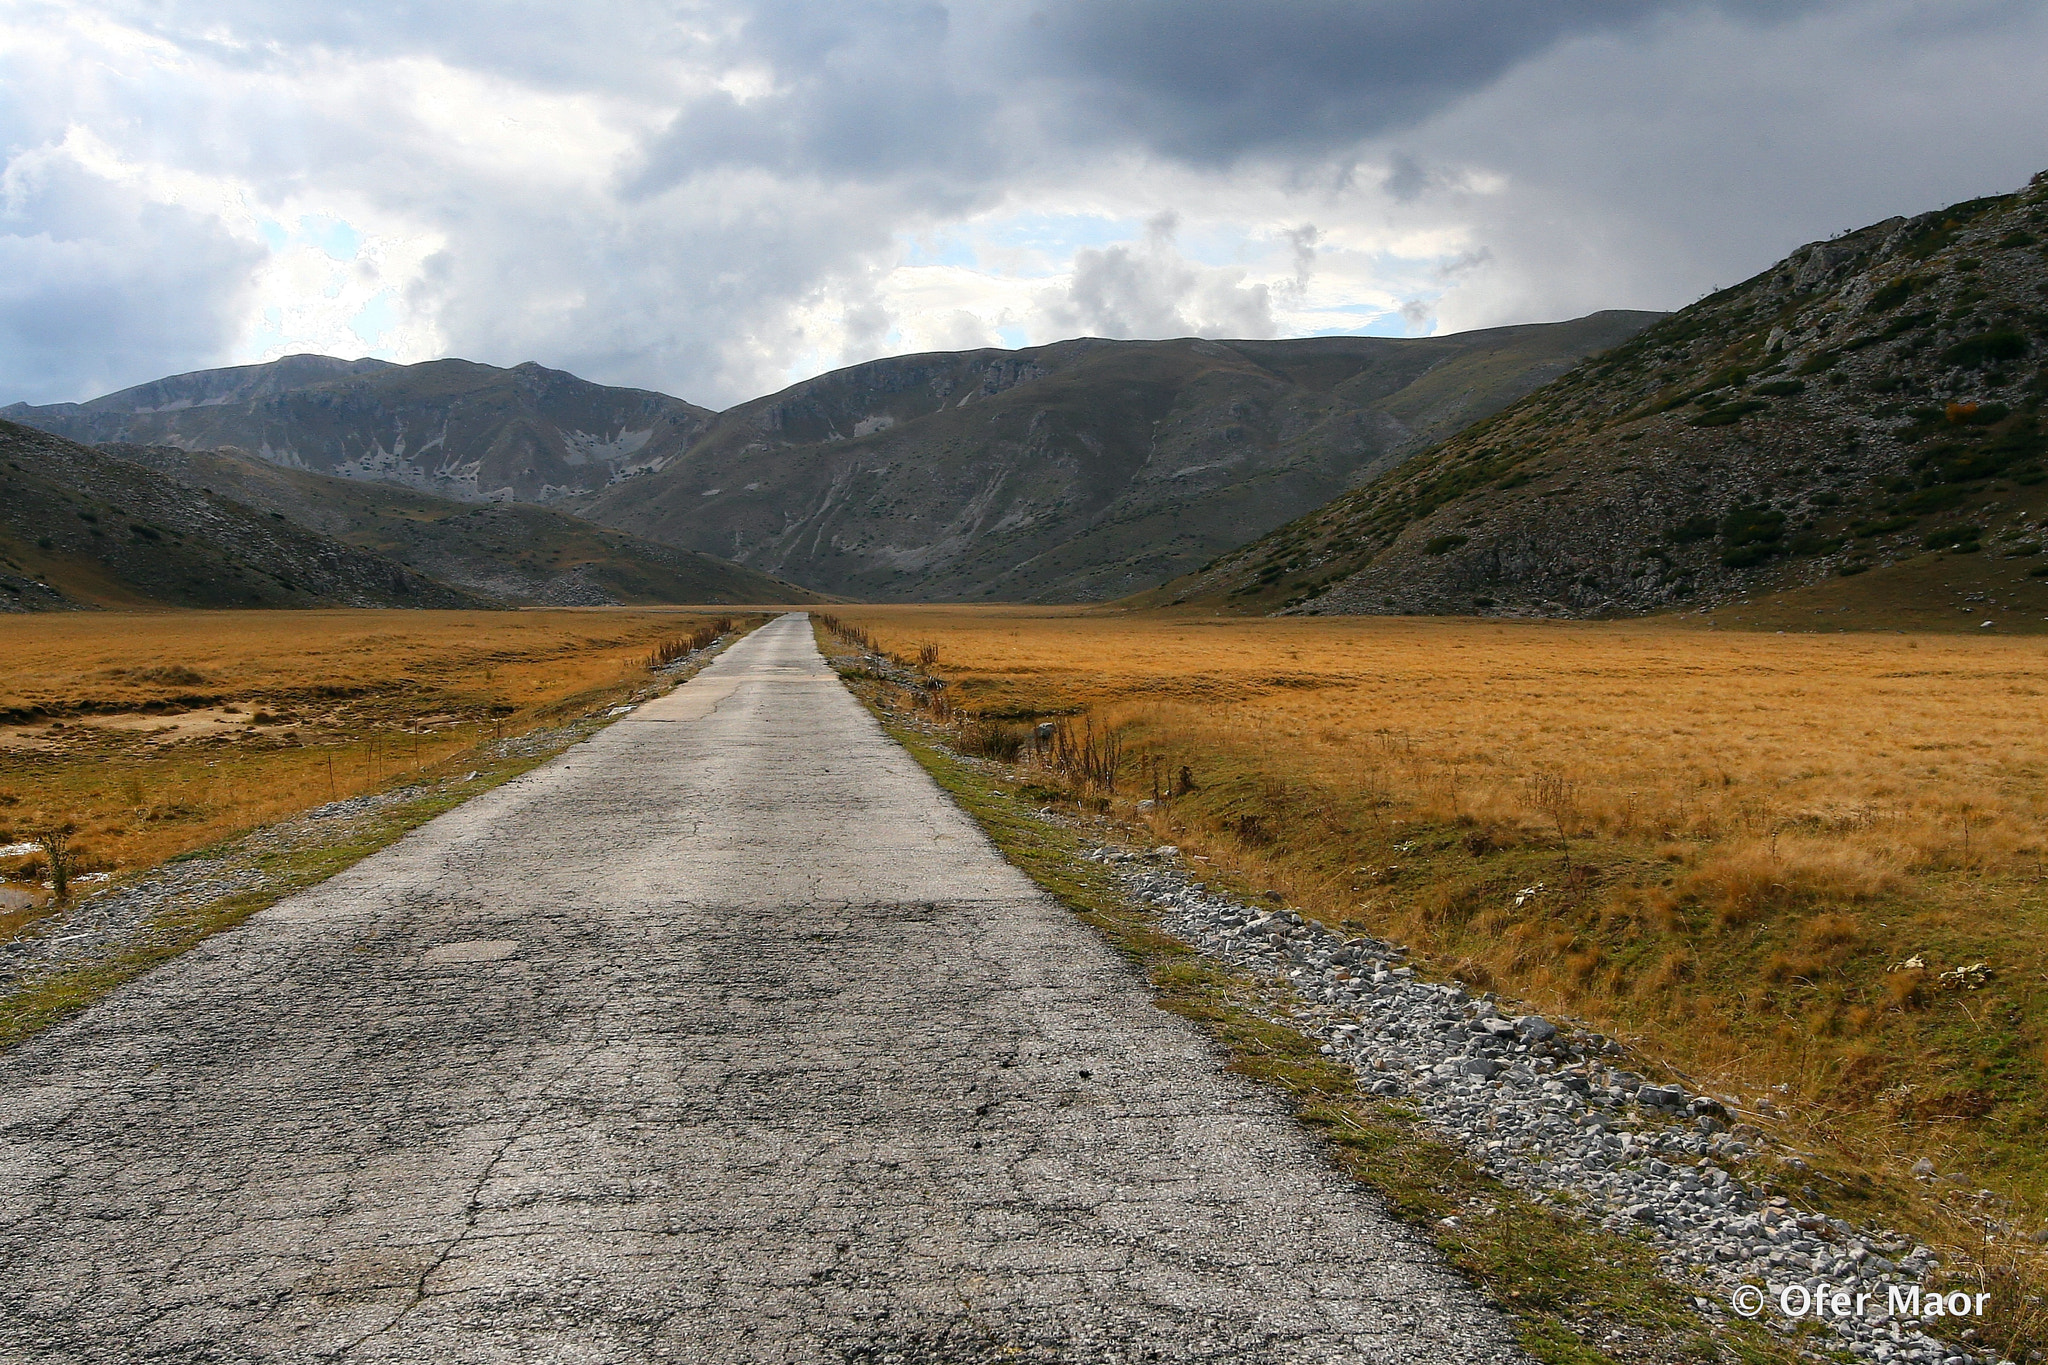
[0,616,1529,1364]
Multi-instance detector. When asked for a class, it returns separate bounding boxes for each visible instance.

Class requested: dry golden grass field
[0,608,741,937]
[828,604,2048,1331]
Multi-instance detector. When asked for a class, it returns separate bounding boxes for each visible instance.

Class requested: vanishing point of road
[0,614,1526,1364]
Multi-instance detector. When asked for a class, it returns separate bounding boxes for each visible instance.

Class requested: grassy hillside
[576,314,1660,602]
[1159,170,2048,625]
[0,422,488,612]
[103,444,820,607]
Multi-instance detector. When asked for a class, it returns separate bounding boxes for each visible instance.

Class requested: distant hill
[573,315,1660,601]
[4,356,714,502]
[0,421,489,611]
[1155,170,2048,625]
[6,317,1657,603]
[102,443,819,607]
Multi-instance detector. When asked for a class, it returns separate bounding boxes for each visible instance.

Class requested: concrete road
[0,614,1526,1364]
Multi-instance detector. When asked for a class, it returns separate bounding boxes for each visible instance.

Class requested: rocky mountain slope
[575,314,1659,601]
[1154,171,2048,623]
[103,444,818,607]
[0,422,489,611]
[4,317,1655,603]
[4,357,714,502]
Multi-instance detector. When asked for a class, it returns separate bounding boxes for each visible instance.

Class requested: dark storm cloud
[634,0,1821,195]
[1017,0,1822,165]
[4,0,2045,408]
[632,0,1000,192]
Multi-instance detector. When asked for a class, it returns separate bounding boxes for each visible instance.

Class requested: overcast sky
[3,0,2045,408]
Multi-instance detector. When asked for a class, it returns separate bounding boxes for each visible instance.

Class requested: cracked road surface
[0,613,1526,1364]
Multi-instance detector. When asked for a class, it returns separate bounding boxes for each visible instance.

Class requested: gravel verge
[1082,838,2009,1365]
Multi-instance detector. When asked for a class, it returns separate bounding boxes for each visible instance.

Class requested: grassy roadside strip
[868,707,1818,1365]
[0,619,769,1052]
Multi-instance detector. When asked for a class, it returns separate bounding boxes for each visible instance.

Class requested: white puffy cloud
[1,0,2044,407]
[1033,212,1275,341]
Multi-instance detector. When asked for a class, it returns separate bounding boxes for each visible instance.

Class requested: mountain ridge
[5,358,714,503]
[574,313,1662,600]
[5,315,1660,602]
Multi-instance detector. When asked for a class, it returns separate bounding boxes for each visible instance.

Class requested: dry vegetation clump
[813,613,876,654]
[827,604,2048,1355]
[0,608,737,925]
[646,617,735,669]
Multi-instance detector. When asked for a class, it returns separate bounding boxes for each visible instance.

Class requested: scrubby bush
[1865,276,1926,312]
[1667,514,1718,545]
[1922,525,1984,552]
[1690,400,1768,426]
[646,617,735,669]
[1943,330,2028,369]
[1720,505,1785,548]
[955,718,1027,762]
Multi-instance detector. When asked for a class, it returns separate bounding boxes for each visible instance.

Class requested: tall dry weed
[1679,838,1903,928]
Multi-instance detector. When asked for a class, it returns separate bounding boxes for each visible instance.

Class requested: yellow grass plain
[830,605,2048,1321]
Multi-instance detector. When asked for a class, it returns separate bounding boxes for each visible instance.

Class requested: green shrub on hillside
[1922,525,1983,552]
[1690,400,1767,427]
[1943,330,2028,369]
[1788,534,1846,557]
[1719,544,1773,568]
[1891,484,1968,514]
[1720,505,1786,548]
[1865,276,1927,312]
[1881,310,1935,339]
[1667,514,1718,545]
